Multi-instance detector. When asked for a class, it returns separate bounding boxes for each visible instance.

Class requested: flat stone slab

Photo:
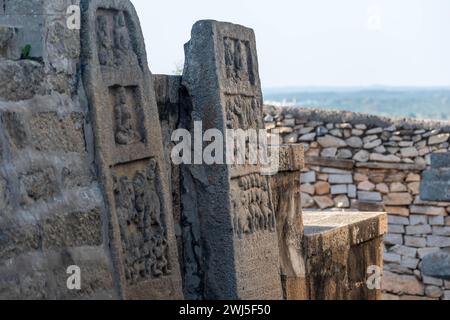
[303,211,387,300]
[304,211,388,241]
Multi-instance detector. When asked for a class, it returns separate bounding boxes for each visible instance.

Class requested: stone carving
[96,10,138,68]
[223,37,255,85]
[81,0,182,299]
[96,15,114,66]
[182,20,282,299]
[111,86,142,145]
[113,160,171,285]
[226,95,264,130]
[232,174,276,236]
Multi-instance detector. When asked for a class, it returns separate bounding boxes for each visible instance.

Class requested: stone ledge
[304,211,387,242]
[305,156,355,170]
[356,162,426,171]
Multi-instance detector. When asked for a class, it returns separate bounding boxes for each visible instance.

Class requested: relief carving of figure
[97,15,114,66]
[113,160,171,284]
[234,40,244,81]
[224,37,234,79]
[113,11,138,66]
[114,87,141,145]
[151,234,170,277]
[233,175,275,236]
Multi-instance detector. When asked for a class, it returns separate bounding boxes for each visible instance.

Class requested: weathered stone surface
[80,0,182,299]
[376,183,390,194]
[390,245,417,258]
[317,135,347,148]
[314,196,334,210]
[353,150,370,163]
[410,206,447,216]
[422,251,450,280]
[357,162,426,171]
[385,234,404,245]
[427,236,450,248]
[315,181,330,195]
[0,60,44,101]
[269,146,307,300]
[301,192,315,208]
[334,195,350,208]
[370,154,401,163]
[406,225,432,235]
[404,236,426,248]
[388,224,405,234]
[385,206,410,217]
[346,137,363,148]
[384,193,413,206]
[358,192,382,202]
[337,149,352,159]
[382,271,424,295]
[358,181,375,191]
[305,156,355,170]
[364,139,382,149]
[429,134,450,145]
[301,183,315,195]
[421,160,450,202]
[182,20,282,299]
[304,211,386,300]
[301,171,316,184]
[409,215,428,226]
[400,147,419,158]
[329,174,353,185]
[425,286,443,299]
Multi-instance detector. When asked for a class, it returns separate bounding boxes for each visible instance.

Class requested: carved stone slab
[80,0,182,299]
[182,20,282,299]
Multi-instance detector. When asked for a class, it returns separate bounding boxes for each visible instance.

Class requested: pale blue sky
[131,0,450,88]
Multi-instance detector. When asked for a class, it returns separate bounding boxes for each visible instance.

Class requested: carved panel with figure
[223,37,255,86]
[109,85,144,146]
[231,174,276,237]
[96,9,139,68]
[113,159,171,285]
[225,94,264,130]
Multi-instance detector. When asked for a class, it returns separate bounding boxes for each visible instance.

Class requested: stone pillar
[182,20,282,299]
[268,144,308,300]
[80,0,182,299]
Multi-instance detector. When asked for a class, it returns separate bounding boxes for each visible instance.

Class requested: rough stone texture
[269,144,307,300]
[80,0,182,299]
[421,251,450,280]
[303,211,387,300]
[181,20,282,299]
[0,0,117,300]
[421,154,450,201]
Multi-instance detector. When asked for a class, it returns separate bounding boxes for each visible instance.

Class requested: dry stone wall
[264,105,450,300]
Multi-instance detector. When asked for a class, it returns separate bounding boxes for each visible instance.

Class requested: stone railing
[264,105,450,300]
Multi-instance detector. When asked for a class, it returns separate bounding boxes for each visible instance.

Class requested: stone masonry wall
[264,105,450,300]
[0,1,116,299]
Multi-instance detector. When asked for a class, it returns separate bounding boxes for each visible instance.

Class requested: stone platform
[303,211,387,300]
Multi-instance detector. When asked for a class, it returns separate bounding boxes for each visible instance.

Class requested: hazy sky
[131,0,450,88]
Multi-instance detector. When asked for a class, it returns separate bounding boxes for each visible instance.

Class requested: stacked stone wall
[264,105,450,300]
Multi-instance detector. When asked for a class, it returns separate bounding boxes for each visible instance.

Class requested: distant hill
[263,87,450,120]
